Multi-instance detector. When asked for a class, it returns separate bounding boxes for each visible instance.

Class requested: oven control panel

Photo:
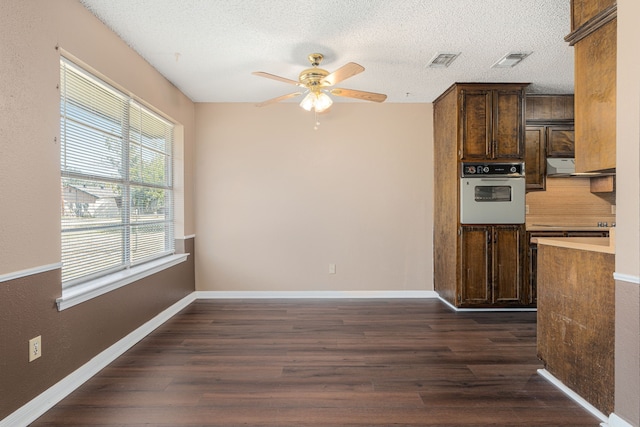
[461,162,524,177]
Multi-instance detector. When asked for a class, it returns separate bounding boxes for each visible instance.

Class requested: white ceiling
[79,0,574,104]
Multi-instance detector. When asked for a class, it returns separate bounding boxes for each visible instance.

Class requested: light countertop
[534,228,615,254]
[526,224,612,232]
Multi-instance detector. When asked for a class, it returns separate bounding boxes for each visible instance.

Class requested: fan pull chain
[314,110,320,130]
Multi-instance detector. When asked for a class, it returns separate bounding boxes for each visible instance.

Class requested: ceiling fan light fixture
[492,51,532,68]
[299,91,333,113]
[300,92,316,111]
[314,92,333,112]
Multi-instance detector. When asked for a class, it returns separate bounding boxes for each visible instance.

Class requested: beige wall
[0,0,196,276]
[195,103,433,292]
[615,0,640,424]
[0,0,196,419]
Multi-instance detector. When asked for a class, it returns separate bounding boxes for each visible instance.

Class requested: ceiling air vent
[427,52,460,68]
[491,51,532,68]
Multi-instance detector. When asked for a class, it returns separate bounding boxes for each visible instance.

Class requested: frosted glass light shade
[299,91,333,112]
[314,92,333,112]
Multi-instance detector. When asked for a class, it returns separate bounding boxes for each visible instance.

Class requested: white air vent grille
[492,51,532,68]
[427,52,460,68]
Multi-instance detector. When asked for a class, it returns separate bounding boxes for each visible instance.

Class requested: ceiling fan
[252,53,387,113]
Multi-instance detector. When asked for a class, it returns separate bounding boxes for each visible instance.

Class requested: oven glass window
[474,186,512,202]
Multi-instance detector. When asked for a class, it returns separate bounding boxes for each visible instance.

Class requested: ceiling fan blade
[256,92,303,107]
[322,62,365,86]
[252,71,302,87]
[330,88,387,103]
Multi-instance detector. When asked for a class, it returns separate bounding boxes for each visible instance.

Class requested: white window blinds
[60,59,174,288]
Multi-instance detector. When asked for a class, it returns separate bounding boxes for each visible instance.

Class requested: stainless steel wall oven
[460,162,525,224]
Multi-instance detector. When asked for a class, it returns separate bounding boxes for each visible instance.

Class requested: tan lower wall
[615,277,640,425]
[0,239,195,420]
[194,103,434,292]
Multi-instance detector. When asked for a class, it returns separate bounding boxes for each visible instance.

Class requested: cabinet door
[493,89,525,159]
[574,19,616,172]
[460,89,492,160]
[571,0,616,31]
[528,243,538,306]
[460,226,491,305]
[492,226,523,304]
[525,126,546,191]
[546,125,575,158]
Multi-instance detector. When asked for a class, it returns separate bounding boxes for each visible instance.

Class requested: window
[60,59,174,289]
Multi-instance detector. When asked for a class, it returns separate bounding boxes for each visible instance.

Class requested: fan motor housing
[299,67,329,88]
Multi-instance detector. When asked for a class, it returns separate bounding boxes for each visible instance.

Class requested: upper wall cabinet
[566,0,616,174]
[524,95,575,191]
[571,0,616,31]
[459,84,528,161]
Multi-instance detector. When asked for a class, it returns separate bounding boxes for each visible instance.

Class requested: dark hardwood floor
[31,299,601,426]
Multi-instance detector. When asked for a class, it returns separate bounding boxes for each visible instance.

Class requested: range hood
[546,158,575,176]
[546,158,616,177]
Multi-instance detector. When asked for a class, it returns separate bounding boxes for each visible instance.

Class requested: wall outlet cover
[29,336,41,362]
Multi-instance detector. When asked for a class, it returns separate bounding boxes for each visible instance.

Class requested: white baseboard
[614,272,640,285]
[607,413,635,427]
[437,296,537,312]
[0,293,196,427]
[537,369,608,424]
[195,290,438,299]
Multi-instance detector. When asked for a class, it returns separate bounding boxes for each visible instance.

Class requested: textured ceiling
[79,0,574,103]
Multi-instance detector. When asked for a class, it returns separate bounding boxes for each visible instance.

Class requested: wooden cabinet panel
[460,85,526,161]
[571,0,616,31]
[574,18,616,172]
[492,226,523,304]
[460,227,491,305]
[494,90,525,159]
[525,95,574,121]
[537,244,614,414]
[526,230,609,307]
[460,225,524,307]
[460,90,492,159]
[524,95,575,192]
[525,126,546,191]
[546,125,575,157]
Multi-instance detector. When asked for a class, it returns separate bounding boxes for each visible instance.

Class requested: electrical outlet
[29,336,41,362]
[611,205,616,214]
[525,205,530,214]
[329,263,336,274]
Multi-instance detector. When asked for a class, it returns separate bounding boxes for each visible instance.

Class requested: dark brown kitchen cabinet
[525,124,575,191]
[524,94,575,192]
[546,125,575,157]
[459,84,527,161]
[434,83,529,309]
[459,225,525,307]
[525,126,546,191]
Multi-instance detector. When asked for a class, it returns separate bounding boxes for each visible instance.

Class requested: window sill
[56,253,189,311]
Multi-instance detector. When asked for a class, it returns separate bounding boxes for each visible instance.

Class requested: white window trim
[56,253,188,311]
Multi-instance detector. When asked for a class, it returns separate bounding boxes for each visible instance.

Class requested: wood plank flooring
[31,299,601,426]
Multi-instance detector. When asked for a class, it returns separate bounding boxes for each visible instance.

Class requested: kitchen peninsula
[536,230,615,415]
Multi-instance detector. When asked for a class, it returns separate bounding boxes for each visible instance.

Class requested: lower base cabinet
[459,225,526,307]
[527,230,609,307]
